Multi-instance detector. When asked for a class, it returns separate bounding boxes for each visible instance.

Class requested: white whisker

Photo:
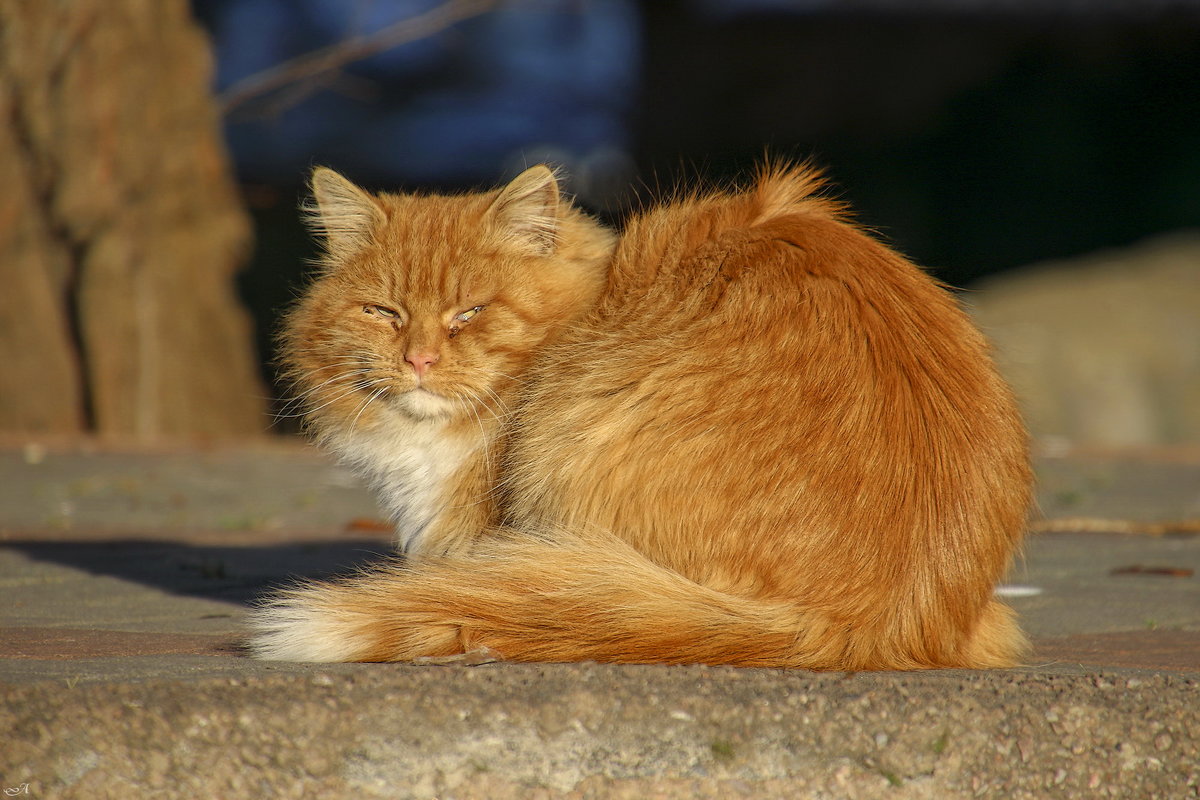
[284,367,372,403]
[282,359,373,389]
[349,385,389,431]
[282,377,389,419]
[272,369,375,420]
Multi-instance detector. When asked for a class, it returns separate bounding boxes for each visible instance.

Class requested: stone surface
[0,442,1197,798]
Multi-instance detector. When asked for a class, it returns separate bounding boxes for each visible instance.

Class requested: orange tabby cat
[253,163,1032,670]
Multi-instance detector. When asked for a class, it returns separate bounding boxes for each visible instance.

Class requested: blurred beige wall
[966,231,1200,447]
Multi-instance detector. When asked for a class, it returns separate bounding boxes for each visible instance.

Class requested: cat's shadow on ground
[5,538,394,606]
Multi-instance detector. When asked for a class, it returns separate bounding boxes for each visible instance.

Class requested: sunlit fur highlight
[253,163,1032,670]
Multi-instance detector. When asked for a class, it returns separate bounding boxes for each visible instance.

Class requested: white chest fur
[327,413,475,553]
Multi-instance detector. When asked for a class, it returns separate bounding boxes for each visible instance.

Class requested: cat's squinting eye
[454,306,485,323]
[448,305,485,339]
[363,304,399,319]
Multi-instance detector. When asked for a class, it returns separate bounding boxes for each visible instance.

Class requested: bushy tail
[249,528,856,667]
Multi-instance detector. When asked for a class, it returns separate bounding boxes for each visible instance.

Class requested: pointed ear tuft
[490,165,561,255]
[305,167,384,256]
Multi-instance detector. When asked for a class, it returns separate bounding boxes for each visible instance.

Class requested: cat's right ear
[489,164,561,256]
[306,167,385,258]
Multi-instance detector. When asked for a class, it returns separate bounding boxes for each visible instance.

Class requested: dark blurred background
[195,2,1199,291]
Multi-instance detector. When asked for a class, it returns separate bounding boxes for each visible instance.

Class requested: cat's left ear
[490,165,561,255]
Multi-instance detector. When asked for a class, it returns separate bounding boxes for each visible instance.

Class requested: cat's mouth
[394,386,457,420]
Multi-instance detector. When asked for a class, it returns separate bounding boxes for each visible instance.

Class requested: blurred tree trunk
[0,0,265,441]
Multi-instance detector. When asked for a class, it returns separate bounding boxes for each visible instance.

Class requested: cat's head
[279,165,614,432]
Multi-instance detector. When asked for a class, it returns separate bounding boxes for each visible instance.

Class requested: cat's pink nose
[405,350,439,379]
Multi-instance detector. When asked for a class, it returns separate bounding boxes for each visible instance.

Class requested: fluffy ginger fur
[252,163,1032,670]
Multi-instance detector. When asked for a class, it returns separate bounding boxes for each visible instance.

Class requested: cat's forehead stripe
[343,193,503,310]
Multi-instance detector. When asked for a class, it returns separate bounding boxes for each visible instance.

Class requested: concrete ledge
[3,663,1197,799]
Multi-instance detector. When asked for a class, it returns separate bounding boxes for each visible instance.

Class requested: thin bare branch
[218,0,497,115]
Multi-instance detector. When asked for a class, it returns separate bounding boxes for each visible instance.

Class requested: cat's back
[504,166,1028,628]
[514,164,1014,462]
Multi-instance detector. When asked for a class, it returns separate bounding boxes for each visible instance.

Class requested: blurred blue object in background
[196,0,640,204]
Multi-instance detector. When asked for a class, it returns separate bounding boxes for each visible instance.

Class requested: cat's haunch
[252,163,1031,670]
